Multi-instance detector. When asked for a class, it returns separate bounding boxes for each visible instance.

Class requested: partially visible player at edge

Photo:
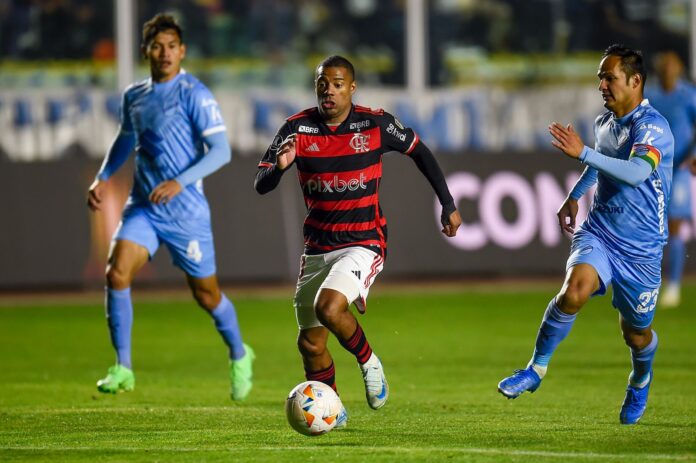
[645,51,696,308]
[254,55,462,428]
[87,13,254,400]
[497,44,674,425]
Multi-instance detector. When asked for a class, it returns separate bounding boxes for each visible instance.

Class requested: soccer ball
[285,381,341,436]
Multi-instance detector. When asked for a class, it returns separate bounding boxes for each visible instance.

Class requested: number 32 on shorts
[636,289,659,314]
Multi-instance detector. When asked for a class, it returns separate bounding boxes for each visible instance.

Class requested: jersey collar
[613,98,649,125]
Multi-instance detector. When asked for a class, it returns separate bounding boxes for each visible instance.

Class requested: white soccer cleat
[659,283,680,309]
[360,353,389,410]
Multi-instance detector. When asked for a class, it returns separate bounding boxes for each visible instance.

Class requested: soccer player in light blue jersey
[646,51,696,308]
[86,13,254,400]
[497,44,674,425]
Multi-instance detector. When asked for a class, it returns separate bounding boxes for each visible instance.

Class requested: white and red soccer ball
[285,381,341,436]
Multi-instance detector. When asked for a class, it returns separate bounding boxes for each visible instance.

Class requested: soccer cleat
[334,404,349,430]
[360,353,389,409]
[658,283,680,309]
[620,371,652,425]
[230,343,255,401]
[96,364,135,394]
[497,366,542,399]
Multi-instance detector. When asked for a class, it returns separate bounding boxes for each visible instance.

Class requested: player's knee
[315,298,346,328]
[297,334,325,358]
[622,328,651,350]
[557,284,590,314]
[105,265,132,290]
[192,287,220,311]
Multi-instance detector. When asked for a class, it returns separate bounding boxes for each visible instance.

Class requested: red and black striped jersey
[257,104,420,255]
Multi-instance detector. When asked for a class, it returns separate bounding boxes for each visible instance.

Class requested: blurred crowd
[0,0,691,87]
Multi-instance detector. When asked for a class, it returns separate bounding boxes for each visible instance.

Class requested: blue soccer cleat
[334,404,349,430]
[620,371,652,425]
[498,366,542,399]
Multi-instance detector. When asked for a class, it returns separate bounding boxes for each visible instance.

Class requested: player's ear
[180,43,186,60]
[350,80,356,95]
[141,45,148,59]
[633,74,641,89]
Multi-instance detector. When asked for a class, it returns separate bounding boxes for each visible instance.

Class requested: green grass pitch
[1,283,695,462]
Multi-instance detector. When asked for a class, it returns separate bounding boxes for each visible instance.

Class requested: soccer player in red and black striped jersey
[255,56,461,425]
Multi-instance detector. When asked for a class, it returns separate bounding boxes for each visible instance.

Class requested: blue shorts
[566,230,661,329]
[113,206,216,278]
[668,167,692,219]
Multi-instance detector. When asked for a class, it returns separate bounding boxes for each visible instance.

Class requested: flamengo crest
[349,133,370,153]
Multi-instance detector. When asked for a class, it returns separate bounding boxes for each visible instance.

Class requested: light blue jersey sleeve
[579,147,652,187]
[175,131,231,187]
[188,84,226,139]
[569,166,598,200]
[170,83,230,187]
[96,90,136,181]
[628,114,672,172]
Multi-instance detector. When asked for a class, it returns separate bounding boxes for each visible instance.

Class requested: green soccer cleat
[96,364,135,394]
[230,344,255,401]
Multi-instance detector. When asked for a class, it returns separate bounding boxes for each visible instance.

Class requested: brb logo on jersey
[305,173,368,194]
[350,133,370,153]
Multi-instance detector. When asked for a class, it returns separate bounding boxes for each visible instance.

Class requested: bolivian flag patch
[630,144,662,170]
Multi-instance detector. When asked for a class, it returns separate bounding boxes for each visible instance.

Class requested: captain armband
[629,144,662,171]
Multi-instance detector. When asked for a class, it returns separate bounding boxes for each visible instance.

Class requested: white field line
[1,446,694,461]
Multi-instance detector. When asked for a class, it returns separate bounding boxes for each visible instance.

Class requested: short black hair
[142,13,183,49]
[602,44,646,90]
[316,55,355,80]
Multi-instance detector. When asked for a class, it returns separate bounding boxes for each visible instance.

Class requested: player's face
[145,30,186,83]
[315,66,356,124]
[597,55,641,118]
[655,52,682,88]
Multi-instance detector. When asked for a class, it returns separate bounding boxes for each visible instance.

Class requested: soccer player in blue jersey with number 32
[87,13,254,400]
[498,45,674,425]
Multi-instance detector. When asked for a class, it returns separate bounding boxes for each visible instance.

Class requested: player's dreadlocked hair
[142,13,183,50]
[603,44,646,90]
[317,55,355,80]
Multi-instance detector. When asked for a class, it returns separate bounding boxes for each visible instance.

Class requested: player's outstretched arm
[550,122,653,187]
[408,141,460,237]
[87,130,135,211]
[254,134,296,194]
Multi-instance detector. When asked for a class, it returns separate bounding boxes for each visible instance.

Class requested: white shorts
[293,247,384,330]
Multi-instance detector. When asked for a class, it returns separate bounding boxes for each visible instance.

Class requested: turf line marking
[2,446,693,460]
[3,407,243,414]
